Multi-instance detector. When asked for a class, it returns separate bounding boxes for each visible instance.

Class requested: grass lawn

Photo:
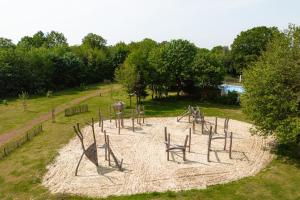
[0,84,119,135]
[0,83,299,200]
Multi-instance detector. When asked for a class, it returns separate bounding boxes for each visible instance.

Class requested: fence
[65,104,89,117]
[0,124,43,159]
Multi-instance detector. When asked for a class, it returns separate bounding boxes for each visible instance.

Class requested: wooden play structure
[207,118,233,162]
[73,119,98,176]
[112,101,125,134]
[164,127,191,161]
[103,131,123,171]
[177,105,203,123]
[135,104,145,124]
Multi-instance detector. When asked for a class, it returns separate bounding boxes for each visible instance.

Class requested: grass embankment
[0,84,299,200]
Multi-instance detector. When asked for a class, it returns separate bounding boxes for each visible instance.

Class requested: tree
[148,43,171,98]
[0,38,15,49]
[231,26,279,74]
[46,31,68,48]
[17,31,67,49]
[241,25,300,144]
[82,33,106,49]
[115,62,136,95]
[164,39,197,96]
[51,51,85,88]
[211,45,232,74]
[192,49,225,88]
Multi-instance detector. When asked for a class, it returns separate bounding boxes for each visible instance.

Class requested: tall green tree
[164,39,197,96]
[231,26,279,74]
[242,25,300,144]
[0,38,15,49]
[82,33,107,49]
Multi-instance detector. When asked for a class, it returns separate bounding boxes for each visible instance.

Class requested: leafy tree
[211,45,232,74]
[115,62,136,95]
[164,39,197,96]
[82,33,106,49]
[231,26,279,74]
[51,51,85,88]
[108,42,129,68]
[241,25,300,144]
[0,38,15,49]
[148,43,171,98]
[17,31,67,49]
[192,48,225,88]
[46,31,68,48]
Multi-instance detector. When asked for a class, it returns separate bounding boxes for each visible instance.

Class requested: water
[220,84,244,94]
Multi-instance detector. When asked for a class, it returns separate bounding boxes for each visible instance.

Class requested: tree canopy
[231,26,279,74]
[241,25,300,144]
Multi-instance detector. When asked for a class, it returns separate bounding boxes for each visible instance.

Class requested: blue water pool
[220,84,244,94]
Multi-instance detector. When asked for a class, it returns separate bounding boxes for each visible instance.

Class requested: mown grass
[0,83,117,135]
[0,84,299,200]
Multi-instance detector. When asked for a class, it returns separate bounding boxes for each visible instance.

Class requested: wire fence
[65,104,89,117]
[0,124,43,160]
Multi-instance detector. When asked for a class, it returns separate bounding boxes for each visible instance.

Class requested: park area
[0,84,299,200]
[0,16,299,199]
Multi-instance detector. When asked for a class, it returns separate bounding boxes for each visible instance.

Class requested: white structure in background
[239,75,242,82]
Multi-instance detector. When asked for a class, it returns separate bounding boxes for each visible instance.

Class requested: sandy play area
[43,117,273,198]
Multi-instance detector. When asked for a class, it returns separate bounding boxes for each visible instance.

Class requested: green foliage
[231,26,279,73]
[191,48,225,88]
[0,37,15,49]
[241,25,300,144]
[164,39,197,95]
[82,33,106,49]
[115,63,137,94]
[217,91,239,105]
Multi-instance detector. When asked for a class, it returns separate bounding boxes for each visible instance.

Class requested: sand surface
[42,117,273,197]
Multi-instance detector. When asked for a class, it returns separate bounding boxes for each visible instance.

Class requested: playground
[43,110,273,198]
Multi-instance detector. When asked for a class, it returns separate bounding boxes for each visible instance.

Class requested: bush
[217,91,239,105]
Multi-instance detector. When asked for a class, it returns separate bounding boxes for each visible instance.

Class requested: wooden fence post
[52,108,55,123]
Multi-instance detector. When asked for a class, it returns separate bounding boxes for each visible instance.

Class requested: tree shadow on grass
[274,143,300,168]
[143,96,241,116]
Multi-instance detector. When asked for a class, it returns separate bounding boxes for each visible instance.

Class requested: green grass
[0,83,117,135]
[0,84,299,200]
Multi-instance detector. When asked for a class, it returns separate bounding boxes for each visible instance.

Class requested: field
[0,83,299,200]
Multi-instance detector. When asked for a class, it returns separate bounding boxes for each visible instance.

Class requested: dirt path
[0,87,112,146]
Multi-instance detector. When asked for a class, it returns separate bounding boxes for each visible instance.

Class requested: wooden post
[207,126,212,162]
[229,132,233,159]
[91,118,95,137]
[107,135,111,166]
[118,113,121,135]
[121,112,124,127]
[52,108,55,123]
[109,106,112,122]
[101,117,104,133]
[132,109,135,132]
[201,120,204,134]
[142,106,145,123]
[98,108,101,127]
[189,128,191,152]
[167,133,170,161]
[193,120,195,134]
[215,117,218,133]
[104,131,107,161]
